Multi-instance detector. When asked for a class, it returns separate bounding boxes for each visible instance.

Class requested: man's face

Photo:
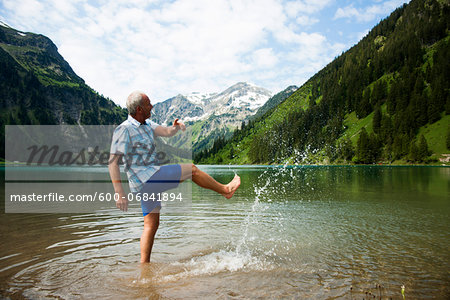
[141,95,153,119]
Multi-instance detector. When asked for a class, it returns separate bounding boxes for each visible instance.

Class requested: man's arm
[108,154,128,211]
[154,118,186,137]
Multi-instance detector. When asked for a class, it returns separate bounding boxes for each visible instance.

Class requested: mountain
[0,23,127,156]
[0,22,275,158]
[252,85,298,120]
[152,82,272,125]
[0,23,126,124]
[152,82,272,152]
[197,0,450,165]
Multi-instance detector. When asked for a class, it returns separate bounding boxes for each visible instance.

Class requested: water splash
[235,169,271,254]
[158,160,314,281]
[157,250,266,283]
[233,147,320,259]
[157,166,284,282]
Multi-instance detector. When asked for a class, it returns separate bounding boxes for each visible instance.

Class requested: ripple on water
[1,166,449,299]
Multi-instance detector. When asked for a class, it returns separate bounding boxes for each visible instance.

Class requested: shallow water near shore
[1,165,449,299]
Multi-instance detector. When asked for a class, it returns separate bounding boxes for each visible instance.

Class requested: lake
[0,165,449,299]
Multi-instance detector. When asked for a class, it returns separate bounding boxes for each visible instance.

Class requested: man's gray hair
[126,91,145,115]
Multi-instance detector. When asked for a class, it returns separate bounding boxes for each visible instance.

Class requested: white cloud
[334,5,360,21]
[334,0,409,23]
[252,48,279,68]
[2,0,45,28]
[285,0,333,16]
[296,15,320,26]
[0,0,400,107]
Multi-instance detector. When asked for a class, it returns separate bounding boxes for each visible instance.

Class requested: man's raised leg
[179,164,240,198]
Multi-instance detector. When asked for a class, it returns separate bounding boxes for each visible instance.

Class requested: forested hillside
[197,0,450,165]
[0,24,127,157]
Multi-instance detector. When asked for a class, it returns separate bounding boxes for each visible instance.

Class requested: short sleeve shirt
[110,115,161,192]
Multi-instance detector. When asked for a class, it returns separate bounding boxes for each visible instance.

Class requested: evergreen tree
[336,136,354,161]
[417,91,429,126]
[429,83,443,123]
[373,106,382,134]
[402,134,411,159]
[384,141,393,162]
[372,80,387,105]
[386,79,398,115]
[380,115,393,142]
[357,128,371,163]
[418,134,430,161]
[357,88,372,118]
[409,141,419,162]
[393,134,409,160]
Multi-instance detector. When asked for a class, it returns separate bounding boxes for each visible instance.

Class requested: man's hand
[173,118,186,131]
[109,154,128,212]
[154,119,186,137]
[115,191,128,212]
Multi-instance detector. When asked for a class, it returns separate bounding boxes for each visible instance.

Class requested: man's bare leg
[180,164,240,198]
[140,209,160,263]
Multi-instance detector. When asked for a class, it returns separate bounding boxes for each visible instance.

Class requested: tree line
[197,0,449,165]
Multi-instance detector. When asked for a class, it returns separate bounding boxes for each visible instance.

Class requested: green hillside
[252,85,298,120]
[197,0,450,165]
[0,24,127,157]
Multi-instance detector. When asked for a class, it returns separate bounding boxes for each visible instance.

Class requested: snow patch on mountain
[153,82,272,126]
[151,82,273,152]
[0,20,12,28]
[185,92,217,106]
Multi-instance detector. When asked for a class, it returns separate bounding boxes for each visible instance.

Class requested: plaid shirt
[110,115,161,192]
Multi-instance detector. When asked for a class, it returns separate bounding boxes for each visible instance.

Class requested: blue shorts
[139,164,182,216]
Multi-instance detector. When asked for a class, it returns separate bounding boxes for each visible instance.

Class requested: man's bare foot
[223,175,241,199]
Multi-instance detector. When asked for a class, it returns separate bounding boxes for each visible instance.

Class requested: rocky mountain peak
[0,24,83,85]
[150,82,273,152]
[152,82,272,125]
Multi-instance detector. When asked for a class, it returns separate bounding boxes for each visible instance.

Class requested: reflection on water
[0,166,449,299]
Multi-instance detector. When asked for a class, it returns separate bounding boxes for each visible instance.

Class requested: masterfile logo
[4,125,192,213]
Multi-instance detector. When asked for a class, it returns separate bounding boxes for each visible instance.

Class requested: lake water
[0,165,449,299]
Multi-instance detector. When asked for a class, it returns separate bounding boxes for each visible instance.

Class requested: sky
[0,0,410,107]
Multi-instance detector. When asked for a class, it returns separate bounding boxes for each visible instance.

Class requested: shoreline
[1,161,449,167]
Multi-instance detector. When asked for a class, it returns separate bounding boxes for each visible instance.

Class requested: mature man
[109,91,240,263]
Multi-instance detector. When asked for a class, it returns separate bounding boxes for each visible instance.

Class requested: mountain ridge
[0,23,276,158]
[151,82,272,152]
[0,23,128,156]
[196,0,450,165]
[152,82,272,125]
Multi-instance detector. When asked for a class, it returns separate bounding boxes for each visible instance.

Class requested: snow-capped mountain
[152,82,272,126]
[184,91,217,106]
[151,82,272,152]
